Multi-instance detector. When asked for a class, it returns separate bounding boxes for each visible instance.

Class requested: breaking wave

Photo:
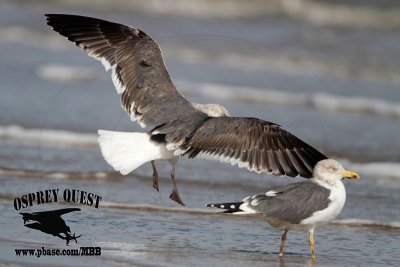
[182,82,400,118]
[0,125,97,148]
[1,125,400,179]
[345,160,400,180]
[0,167,109,180]
[36,64,97,82]
[332,219,400,230]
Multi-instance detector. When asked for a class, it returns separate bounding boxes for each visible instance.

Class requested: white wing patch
[128,104,149,127]
[48,20,150,130]
[79,45,147,128]
[166,142,187,151]
[100,57,112,71]
[265,190,278,197]
[173,148,189,156]
[250,199,262,206]
[111,66,126,94]
[73,39,125,95]
[243,194,267,207]
[192,151,290,177]
[74,40,113,72]
[195,151,258,173]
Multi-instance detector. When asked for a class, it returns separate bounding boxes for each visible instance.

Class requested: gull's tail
[206,196,262,215]
[205,202,254,214]
[98,130,171,175]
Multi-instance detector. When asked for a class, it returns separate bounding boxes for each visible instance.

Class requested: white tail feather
[98,130,173,175]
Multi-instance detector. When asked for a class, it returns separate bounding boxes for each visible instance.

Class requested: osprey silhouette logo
[14,188,102,246]
[20,208,82,245]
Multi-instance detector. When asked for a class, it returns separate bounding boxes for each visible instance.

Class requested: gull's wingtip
[44,14,56,19]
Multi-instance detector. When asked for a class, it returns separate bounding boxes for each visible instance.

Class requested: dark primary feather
[183,117,327,178]
[45,14,202,130]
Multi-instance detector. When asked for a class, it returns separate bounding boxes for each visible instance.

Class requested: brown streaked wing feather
[183,117,327,178]
[45,14,197,129]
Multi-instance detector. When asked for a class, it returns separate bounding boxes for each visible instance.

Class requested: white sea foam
[181,82,400,118]
[345,161,400,180]
[1,125,400,179]
[36,64,97,82]
[313,92,400,118]
[2,23,400,86]
[181,82,308,105]
[2,22,398,118]
[0,25,71,49]
[95,242,148,259]
[332,219,400,229]
[0,125,97,148]
[0,167,109,180]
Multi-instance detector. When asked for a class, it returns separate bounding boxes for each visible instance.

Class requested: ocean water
[1,2,400,266]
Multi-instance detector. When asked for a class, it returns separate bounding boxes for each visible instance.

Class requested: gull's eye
[328,167,336,172]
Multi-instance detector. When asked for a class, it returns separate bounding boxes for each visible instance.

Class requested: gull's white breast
[300,180,346,227]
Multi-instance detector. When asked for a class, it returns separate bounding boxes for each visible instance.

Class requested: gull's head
[313,159,359,186]
[193,103,230,117]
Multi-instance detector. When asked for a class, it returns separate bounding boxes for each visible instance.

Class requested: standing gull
[207,159,360,259]
[45,14,327,205]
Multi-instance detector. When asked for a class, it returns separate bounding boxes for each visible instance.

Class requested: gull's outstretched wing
[182,117,327,178]
[45,14,198,129]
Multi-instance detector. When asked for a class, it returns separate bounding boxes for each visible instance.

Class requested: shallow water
[1,145,400,266]
[1,2,400,266]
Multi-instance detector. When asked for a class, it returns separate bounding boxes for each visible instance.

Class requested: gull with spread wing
[46,14,327,205]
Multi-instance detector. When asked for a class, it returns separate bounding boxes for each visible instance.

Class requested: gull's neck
[192,103,230,117]
[312,175,342,188]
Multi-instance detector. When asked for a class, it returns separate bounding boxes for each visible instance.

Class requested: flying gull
[207,159,360,259]
[45,14,327,205]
